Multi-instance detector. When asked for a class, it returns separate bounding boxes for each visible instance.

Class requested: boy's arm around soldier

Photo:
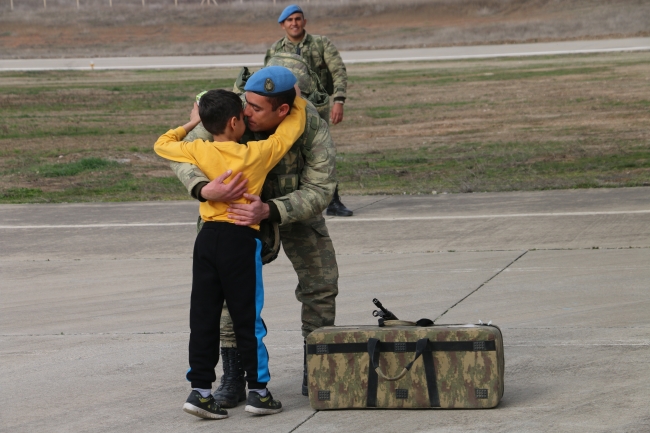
[170,98,336,226]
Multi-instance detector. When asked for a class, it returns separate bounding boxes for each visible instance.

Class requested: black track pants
[186,222,270,390]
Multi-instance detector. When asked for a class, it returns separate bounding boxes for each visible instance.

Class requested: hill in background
[1,0,649,58]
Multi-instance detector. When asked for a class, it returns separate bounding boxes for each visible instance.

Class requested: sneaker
[182,390,228,420]
[244,390,283,415]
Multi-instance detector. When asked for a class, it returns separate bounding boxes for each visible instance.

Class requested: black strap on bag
[366,342,380,407]
[366,338,431,407]
[367,338,429,381]
[307,340,495,355]
[422,349,441,407]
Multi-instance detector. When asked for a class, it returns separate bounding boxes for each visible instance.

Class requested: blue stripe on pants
[254,239,270,383]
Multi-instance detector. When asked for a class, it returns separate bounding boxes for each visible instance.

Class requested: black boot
[326,185,353,217]
[302,341,309,396]
[212,347,246,408]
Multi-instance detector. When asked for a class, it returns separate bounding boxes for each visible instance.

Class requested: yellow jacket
[154,98,306,230]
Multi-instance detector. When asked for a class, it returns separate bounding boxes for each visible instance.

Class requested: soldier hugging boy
[153,67,306,419]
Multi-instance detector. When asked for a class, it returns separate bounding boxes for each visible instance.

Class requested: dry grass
[1,0,649,58]
[331,52,650,194]
[1,51,649,202]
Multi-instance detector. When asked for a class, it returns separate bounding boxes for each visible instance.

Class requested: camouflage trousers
[220,215,338,346]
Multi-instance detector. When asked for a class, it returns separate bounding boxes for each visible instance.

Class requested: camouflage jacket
[265,32,347,101]
[170,97,336,226]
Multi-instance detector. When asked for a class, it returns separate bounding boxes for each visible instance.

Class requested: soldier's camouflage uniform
[265,32,348,122]
[171,98,338,344]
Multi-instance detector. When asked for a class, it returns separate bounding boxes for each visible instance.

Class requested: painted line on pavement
[1,209,649,229]
[326,209,650,222]
[3,45,649,71]
[508,343,650,347]
[0,222,196,229]
[0,62,265,72]
[343,46,650,64]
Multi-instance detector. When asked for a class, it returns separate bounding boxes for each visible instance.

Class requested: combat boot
[302,341,308,396]
[212,347,246,408]
[326,185,353,217]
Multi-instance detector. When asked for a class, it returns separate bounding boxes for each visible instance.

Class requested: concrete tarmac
[1,188,649,432]
[1,37,650,71]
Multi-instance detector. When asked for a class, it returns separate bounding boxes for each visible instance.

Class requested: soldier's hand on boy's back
[227,194,269,226]
[201,170,249,203]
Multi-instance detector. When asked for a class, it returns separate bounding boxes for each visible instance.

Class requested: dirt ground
[337,54,650,153]
[1,0,649,59]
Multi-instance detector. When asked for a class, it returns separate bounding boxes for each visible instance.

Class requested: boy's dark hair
[265,88,296,112]
[198,89,243,135]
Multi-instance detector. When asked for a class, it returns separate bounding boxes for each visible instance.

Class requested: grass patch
[1,187,44,200]
[37,158,119,177]
[1,52,649,203]
[0,175,189,204]
[337,143,650,194]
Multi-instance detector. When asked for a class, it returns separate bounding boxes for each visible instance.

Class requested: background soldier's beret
[278,4,303,23]
[244,66,297,96]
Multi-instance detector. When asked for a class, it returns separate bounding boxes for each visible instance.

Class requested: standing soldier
[265,4,353,217]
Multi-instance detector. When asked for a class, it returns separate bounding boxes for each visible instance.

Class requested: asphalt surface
[1,37,649,70]
[1,187,649,432]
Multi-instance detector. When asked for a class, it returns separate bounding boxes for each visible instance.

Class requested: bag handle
[367,337,428,381]
[382,320,417,327]
[381,319,434,327]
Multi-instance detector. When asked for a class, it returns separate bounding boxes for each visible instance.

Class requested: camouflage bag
[269,36,334,96]
[312,35,334,96]
[306,323,504,409]
[233,66,252,94]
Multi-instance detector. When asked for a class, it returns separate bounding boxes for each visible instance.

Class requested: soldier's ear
[277,103,290,118]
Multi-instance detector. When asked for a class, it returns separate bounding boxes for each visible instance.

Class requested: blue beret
[278,4,303,23]
[244,66,297,96]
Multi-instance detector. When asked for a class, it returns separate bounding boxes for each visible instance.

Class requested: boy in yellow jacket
[154,67,306,420]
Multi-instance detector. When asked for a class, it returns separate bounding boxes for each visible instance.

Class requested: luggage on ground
[306,323,504,409]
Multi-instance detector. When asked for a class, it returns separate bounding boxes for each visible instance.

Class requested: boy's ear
[228,116,238,130]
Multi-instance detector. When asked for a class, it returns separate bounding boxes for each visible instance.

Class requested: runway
[2,187,650,432]
[1,37,649,71]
